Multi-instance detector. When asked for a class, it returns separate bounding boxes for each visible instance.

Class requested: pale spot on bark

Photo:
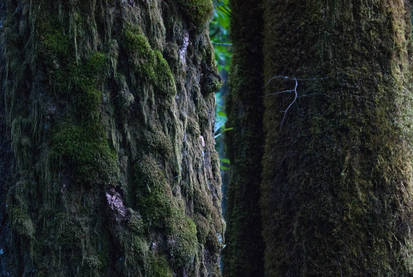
[179,32,189,66]
[106,189,127,220]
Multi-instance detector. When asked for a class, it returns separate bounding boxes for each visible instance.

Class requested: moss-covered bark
[262,0,413,275]
[222,1,265,277]
[0,0,223,276]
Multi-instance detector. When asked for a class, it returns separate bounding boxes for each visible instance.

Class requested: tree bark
[0,1,224,276]
[222,0,265,277]
[262,0,413,276]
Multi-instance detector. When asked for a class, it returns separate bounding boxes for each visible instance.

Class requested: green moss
[56,51,107,95]
[133,155,199,269]
[168,216,198,268]
[143,130,173,158]
[48,49,117,187]
[153,50,176,96]
[123,27,176,96]
[73,87,102,121]
[134,156,173,229]
[127,209,144,234]
[118,233,149,272]
[51,123,118,185]
[150,256,173,277]
[193,187,213,217]
[39,20,70,57]
[194,215,209,244]
[42,29,70,57]
[177,0,213,27]
[123,27,155,59]
[86,51,107,75]
[36,16,72,73]
[52,50,108,123]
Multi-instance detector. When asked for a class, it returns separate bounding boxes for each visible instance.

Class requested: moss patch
[168,216,198,268]
[49,49,117,186]
[38,17,71,61]
[133,155,199,270]
[133,155,173,228]
[176,0,213,27]
[51,123,118,185]
[123,27,176,96]
[150,256,173,277]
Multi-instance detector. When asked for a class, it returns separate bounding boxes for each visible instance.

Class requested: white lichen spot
[217,233,223,244]
[199,135,205,148]
[106,188,127,220]
[179,32,190,66]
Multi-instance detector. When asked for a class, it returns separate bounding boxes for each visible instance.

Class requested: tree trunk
[222,0,265,277]
[262,0,413,276]
[0,1,224,276]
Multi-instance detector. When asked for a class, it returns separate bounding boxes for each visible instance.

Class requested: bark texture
[222,1,265,277]
[0,0,224,276]
[262,0,413,276]
[0,3,14,275]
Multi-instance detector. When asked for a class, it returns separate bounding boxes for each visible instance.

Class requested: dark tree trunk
[262,0,413,276]
[222,1,265,277]
[0,1,224,276]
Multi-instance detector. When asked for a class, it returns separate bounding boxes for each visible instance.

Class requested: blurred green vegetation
[210,0,232,171]
[210,0,231,73]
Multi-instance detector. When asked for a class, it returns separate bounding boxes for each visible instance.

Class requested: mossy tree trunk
[0,1,224,276]
[261,0,413,276]
[222,0,265,277]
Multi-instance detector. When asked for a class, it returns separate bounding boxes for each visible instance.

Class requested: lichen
[8,207,34,239]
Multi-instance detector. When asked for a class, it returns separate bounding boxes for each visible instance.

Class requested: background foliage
[210,0,231,170]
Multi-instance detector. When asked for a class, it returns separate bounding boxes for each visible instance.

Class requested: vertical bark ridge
[223,0,265,276]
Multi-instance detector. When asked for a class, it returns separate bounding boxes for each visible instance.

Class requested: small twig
[264,75,327,88]
[299,93,323,98]
[264,75,327,130]
[294,77,328,81]
[264,75,290,88]
[265,89,295,96]
[280,78,298,130]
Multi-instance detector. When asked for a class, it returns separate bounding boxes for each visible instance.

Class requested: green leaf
[220,158,230,164]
